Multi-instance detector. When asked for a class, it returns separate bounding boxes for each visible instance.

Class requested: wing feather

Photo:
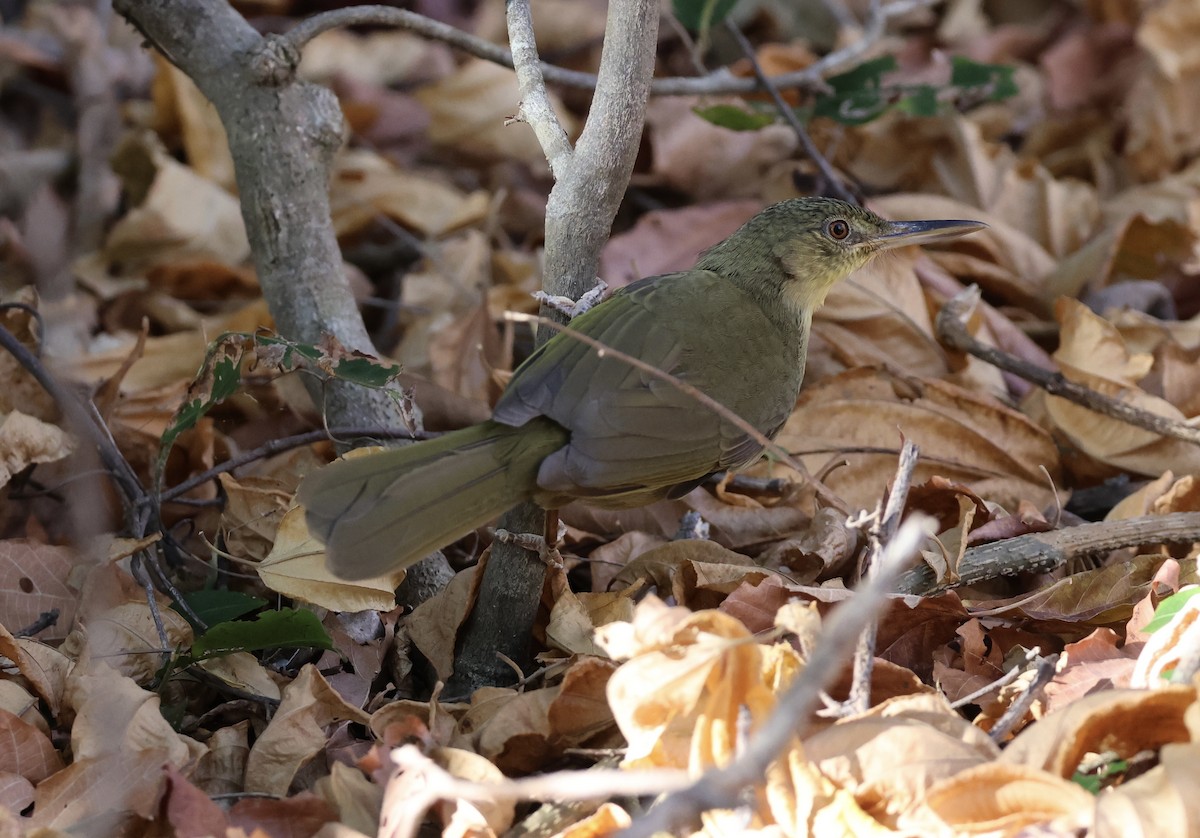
[493,271,802,499]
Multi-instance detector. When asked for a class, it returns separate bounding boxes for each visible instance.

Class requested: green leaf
[950,56,1018,101]
[672,0,739,32]
[1072,758,1129,794]
[896,84,939,117]
[693,104,776,131]
[155,334,250,490]
[333,356,402,388]
[192,608,334,659]
[1144,587,1200,634]
[813,55,897,126]
[827,55,897,94]
[176,590,267,631]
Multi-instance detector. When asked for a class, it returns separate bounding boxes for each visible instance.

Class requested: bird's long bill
[877,218,986,249]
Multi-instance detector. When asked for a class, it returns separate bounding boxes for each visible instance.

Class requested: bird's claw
[534,280,608,320]
[494,528,565,569]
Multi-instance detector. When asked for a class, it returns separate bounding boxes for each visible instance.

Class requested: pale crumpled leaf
[258,504,406,613]
[0,411,74,488]
[244,665,371,796]
[594,595,801,773]
[771,367,1060,513]
[1039,298,1200,477]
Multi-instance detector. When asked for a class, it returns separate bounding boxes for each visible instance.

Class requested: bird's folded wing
[493,271,792,495]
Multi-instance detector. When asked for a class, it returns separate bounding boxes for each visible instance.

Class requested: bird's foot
[494,527,565,569]
[534,279,608,320]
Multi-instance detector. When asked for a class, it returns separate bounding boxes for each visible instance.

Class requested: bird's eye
[826,219,851,240]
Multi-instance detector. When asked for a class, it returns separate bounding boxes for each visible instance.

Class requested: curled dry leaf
[0,624,71,716]
[1038,297,1200,477]
[0,708,64,786]
[259,502,407,613]
[755,507,859,585]
[804,693,1000,828]
[150,56,235,190]
[545,584,639,657]
[773,367,1060,513]
[1042,629,1139,712]
[1093,741,1200,837]
[914,762,1094,835]
[330,149,490,238]
[64,664,206,767]
[1001,684,1196,778]
[462,659,616,775]
[414,59,578,165]
[0,411,74,489]
[642,97,798,201]
[1125,0,1200,177]
[105,131,249,270]
[218,473,293,563]
[244,665,371,796]
[595,595,801,773]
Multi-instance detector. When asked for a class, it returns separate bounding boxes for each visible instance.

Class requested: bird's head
[697,197,985,321]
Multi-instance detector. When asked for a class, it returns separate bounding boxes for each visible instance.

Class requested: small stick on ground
[895,512,1200,596]
[841,439,919,716]
[988,652,1058,742]
[724,20,855,203]
[937,286,1200,447]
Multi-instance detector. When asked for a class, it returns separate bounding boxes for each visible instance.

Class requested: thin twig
[949,646,1040,710]
[261,1,940,96]
[159,426,431,504]
[504,311,849,514]
[937,286,1200,447]
[506,0,573,179]
[844,439,919,715]
[987,653,1058,742]
[0,322,143,507]
[895,512,1200,596]
[15,610,60,637]
[724,20,854,203]
[618,515,936,838]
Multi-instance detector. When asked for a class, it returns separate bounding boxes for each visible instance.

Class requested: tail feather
[299,420,567,579]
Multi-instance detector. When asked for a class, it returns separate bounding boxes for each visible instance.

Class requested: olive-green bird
[301,198,983,579]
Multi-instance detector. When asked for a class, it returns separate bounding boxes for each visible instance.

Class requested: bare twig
[0,322,143,507]
[506,0,573,178]
[260,1,939,96]
[159,425,431,504]
[15,610,60,638]
[895,512,1200,596]
[448,0,662,694]
[987,652,1058,742]
[843,439,919,715]
[937,286,1200,447]
[949,646,1040,710]
[724,20,854,202]
[619,515,935,838]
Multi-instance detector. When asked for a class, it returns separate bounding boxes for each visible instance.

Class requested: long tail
[299,419,567,579]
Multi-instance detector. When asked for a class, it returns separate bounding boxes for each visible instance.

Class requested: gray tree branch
[446,0,661,694]
[114,0,399,434]
[261,0,939,96]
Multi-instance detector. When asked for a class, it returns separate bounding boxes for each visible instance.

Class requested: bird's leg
[533,279,608,320]
[494,512,566,569]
